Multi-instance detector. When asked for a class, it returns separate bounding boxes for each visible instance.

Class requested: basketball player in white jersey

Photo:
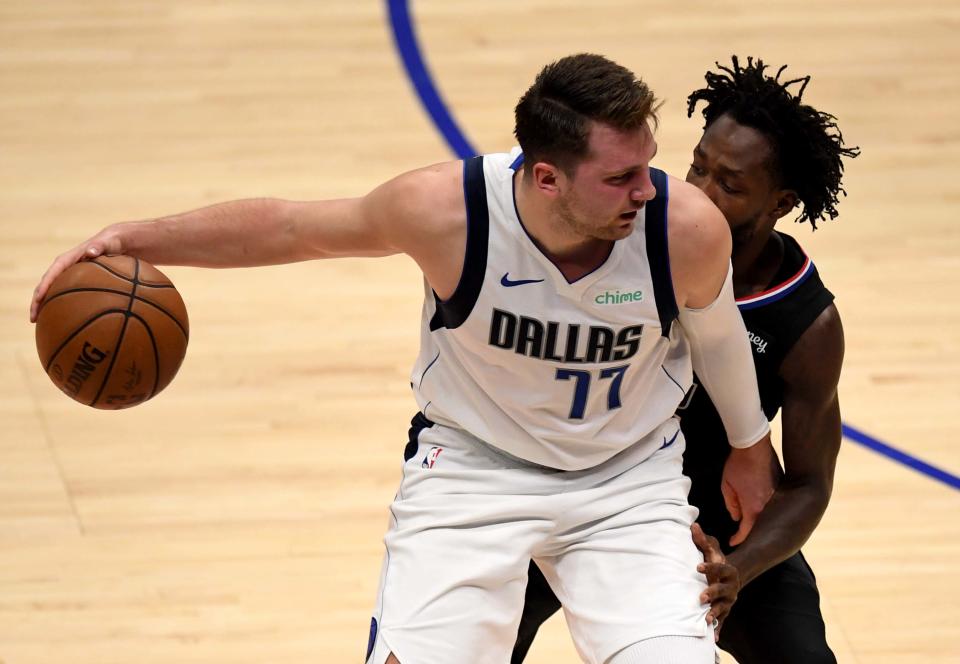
[513,57,858,664]
[32,54,776,663]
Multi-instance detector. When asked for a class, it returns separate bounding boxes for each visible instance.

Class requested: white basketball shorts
[366,415,711,664]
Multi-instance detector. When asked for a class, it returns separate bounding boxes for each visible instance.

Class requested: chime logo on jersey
[422,446,443,469]
[488,308,643,363]
[594,288,643,305]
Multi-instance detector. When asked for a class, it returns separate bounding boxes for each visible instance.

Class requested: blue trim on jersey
[386,0,476,159]
[737,260,815,311]
[366,618,378,662]
[660,365,685,395]
[509,153,525,171]
[419,351,441,388]
[429,156,490,330]
[644,168,678,336]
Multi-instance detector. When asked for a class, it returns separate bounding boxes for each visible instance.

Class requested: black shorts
[513,551,836,664]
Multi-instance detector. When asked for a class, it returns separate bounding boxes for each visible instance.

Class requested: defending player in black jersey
[512,57,859,664]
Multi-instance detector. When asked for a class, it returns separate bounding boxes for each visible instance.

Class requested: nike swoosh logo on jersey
[501,273,545,287]
[660,429,680,450]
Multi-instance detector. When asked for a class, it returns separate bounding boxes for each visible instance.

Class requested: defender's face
[557,121,658,241]
[685,114,782,243]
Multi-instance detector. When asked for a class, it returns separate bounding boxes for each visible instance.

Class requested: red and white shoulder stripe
[736,253,814,311]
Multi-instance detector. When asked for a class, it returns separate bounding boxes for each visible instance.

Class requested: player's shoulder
[771,230,835,312]
[364,160,467,248]
[665,176,730,257]
[663,176,731,288]
[782,302,844,389]
[794,302,844,355]
[379,160,465,223]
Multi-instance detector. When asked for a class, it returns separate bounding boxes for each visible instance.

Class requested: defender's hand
[692,522,739,642]
[31,226,124,322]
[721,433,777,546]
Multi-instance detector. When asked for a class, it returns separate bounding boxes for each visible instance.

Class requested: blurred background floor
[1,1,958,662]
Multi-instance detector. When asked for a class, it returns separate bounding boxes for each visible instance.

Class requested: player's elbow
[808,480,833,517]
[785,474,834,522]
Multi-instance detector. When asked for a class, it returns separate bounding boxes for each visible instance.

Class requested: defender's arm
[726,304,844,585]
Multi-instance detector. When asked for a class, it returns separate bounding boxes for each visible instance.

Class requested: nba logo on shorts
[422,446,443,469]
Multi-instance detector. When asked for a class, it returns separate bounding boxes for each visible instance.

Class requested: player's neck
[514,173,613,280]
[732,230,784,299]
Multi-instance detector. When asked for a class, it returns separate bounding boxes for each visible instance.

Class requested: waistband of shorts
[414,412,681,476]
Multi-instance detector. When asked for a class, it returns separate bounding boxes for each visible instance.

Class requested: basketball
[35,255,189,409]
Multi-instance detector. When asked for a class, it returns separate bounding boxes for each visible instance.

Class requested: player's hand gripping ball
[35,255,189,409]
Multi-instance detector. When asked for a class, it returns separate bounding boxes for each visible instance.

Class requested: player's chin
[594,226,632,243]
[609,214,637,237]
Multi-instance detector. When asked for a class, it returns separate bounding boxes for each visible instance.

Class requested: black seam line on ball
[35,285,127,318]
[42,310,124,373]
[90,258,135,283]
[89,259,139,407]
[41,288,188,340]
[129,311,161,400]
[90,257,174,288]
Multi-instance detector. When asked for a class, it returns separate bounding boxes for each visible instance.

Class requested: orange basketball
[35,255,189,409]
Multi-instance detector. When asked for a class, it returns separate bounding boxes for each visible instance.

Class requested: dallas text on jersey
[488,308,644,363]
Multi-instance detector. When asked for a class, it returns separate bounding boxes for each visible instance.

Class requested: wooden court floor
[1,1,958,662]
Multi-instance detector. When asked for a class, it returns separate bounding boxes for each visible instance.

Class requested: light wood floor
[2,1,958,662]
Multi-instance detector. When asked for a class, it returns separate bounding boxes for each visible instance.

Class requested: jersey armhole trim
[429,156,490,331]
[645,167,678,337]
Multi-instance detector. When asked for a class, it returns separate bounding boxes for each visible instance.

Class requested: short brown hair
[514,54,659,175]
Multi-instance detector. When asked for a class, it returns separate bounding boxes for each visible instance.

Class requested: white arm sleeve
[677,263,770,448]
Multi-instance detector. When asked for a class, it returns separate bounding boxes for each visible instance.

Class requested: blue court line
[842,424,959,491]
[386,0,477,159]
[384,0,960,493]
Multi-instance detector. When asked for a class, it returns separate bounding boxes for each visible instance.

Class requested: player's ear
[531,162,562,195]
[770,189,799,221]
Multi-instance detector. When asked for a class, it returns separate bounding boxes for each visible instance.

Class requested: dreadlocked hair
[687,56,860,229]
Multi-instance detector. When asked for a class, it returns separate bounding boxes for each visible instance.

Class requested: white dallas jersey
[411,149,693,470]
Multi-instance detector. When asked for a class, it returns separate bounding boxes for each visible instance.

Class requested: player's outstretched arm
[30,161,466,321]
[668,178,776,544]
[725,305,844,585]
[31,198,312,321]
